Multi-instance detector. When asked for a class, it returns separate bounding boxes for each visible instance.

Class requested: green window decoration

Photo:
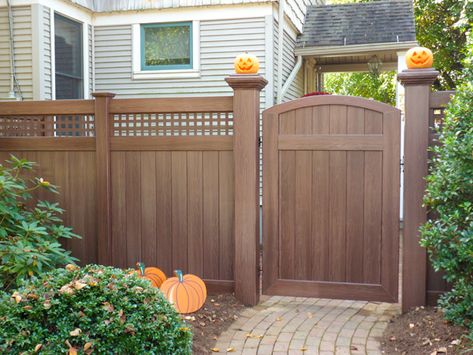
[141,22,193,70]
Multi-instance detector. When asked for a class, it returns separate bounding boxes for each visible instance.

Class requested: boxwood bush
[421,38,473,339]
[0,264,192,354]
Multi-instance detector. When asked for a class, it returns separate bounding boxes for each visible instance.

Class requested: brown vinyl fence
[0,95,236,292]
[426,90,454,305]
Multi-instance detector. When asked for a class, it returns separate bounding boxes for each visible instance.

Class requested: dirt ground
[381,306,472,354]
[185,293,245,354]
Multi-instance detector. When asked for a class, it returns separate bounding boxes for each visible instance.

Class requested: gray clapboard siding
[282,29,303,101]
[94,17,267,109]
[273,19,304,102]
[43,6,52,99]
[0,6,33,100]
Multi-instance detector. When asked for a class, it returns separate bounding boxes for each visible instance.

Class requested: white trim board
[93,3,273,26]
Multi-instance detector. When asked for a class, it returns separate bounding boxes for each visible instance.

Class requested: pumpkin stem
[137,262,145,276]
[175,269,184,282]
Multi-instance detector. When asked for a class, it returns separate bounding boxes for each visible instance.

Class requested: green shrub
[420,38,473,339]
[0,264,192,354]
[0,156,78,289]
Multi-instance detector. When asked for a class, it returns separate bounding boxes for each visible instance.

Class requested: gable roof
[296,0,416,49]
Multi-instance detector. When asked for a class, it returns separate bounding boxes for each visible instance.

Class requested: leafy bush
[0,264,192,354]
[0,156,78,289]
[421,39,473,339]
[323,71,396,105]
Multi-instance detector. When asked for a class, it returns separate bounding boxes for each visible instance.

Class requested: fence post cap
[397,68,439,87]
[92,92,116,98]
[225,75,268,91]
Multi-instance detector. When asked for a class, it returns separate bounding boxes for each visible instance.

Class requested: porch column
[225,74,267,306]
[398,68,438,312]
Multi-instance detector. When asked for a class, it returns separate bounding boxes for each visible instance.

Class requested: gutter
[280,55,302,101]
[295,41,418,57]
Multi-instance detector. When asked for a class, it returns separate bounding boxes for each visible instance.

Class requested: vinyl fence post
[397,68,438,312]
[225,75,267,306]
[92,92,115,265]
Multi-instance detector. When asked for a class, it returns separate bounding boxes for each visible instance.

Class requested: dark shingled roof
[296,0,416,48]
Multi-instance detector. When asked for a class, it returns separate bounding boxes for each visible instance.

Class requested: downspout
[276,0,285,103]
[6,0,22,100]
[280,55,302,100]
[7,0,15,99]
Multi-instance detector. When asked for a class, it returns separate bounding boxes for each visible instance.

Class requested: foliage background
[0,157,78,290]
[420,34,473,339]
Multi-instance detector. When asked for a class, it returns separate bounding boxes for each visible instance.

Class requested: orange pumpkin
[135,262,166,288]
[405,47,433,69]
[160,270,207,314]
[234,52,260,74]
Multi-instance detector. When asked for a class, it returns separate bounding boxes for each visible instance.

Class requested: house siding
[0,6,33,100]
[94,17,267,109]
[273,19,304,102]
[282,28,303,101]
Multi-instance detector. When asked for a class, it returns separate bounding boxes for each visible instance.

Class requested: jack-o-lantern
[405,47,433,69]
[234,52,260,74]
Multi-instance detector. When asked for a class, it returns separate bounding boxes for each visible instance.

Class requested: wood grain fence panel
[263,96,400,302]
[346,107,365,283]
[125,152,142,267]
[111,152,127,268]
[382,111,401,300]
[218,151,234,281]
[363,151,383,284]
[140,152,157,267]
[329,105,348,282]
[68,152,97,264]
[187,151,203,276]
[311,106,330,281]
[279,111,296,280]
[363,111,383,284]
[155,152,173,275]
[294,108,313,280]
[171,152,188,272]
[202,152,220,280]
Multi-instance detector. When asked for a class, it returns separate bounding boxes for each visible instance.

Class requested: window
[141,22,193,71]
[55,14,83,99]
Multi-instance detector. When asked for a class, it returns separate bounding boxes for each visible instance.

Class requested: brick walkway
[214,296,399,355]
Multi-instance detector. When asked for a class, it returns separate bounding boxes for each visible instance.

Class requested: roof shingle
[296,0,416,48]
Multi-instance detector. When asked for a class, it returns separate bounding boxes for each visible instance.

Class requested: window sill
[132,69,201,80]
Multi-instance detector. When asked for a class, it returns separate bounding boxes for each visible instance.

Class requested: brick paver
[214,296,399,355]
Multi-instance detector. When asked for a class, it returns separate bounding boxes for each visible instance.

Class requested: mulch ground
[184,293,246,354]
[381,306,472,354]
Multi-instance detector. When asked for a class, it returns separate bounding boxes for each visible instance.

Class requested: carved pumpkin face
[234,52,260,74]
[405,47,433,69]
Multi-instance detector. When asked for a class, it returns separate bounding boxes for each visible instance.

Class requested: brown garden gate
[262,96,401,302]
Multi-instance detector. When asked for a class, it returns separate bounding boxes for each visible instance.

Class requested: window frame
[140,22,193,71]
[51,11,88,99]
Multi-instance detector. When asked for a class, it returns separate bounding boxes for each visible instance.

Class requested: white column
[397,50,408,220]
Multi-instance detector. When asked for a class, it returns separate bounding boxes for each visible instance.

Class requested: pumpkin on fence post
[405,46,434,69]
[160,270,207,314]
[135,262,167,288]
[234,52,260,74]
